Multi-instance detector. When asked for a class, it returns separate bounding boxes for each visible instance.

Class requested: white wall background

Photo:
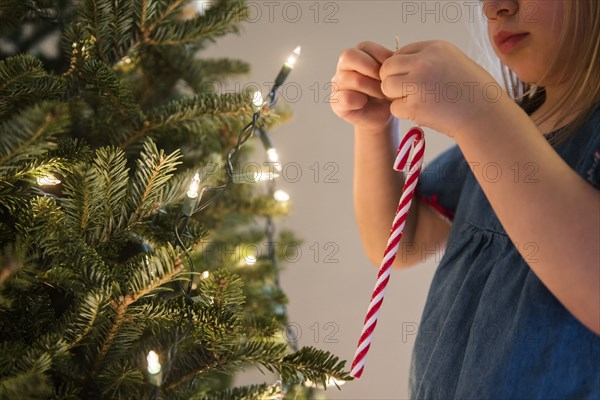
[204,1,494,398]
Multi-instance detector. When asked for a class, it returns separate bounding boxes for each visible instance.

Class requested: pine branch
[34,290,106,357]
[164,341,288,390]
[84,0,136,63]
[126,140,182,224]
[142,0,188,39]
[0,53,55,92]
[93,299,127,375]
[150,0,248,46]
[96,359,145,400]
[0,351,53,400]
[189,383,276,400]
[0,102,69,167]
[77,59,142,123]
[0,55,64,119]
[61,165,100,236]
[124,246,184,303]
[119,91,262,149]
[279,347,351,388]
[94,252,183,373]
[90,147,130,242]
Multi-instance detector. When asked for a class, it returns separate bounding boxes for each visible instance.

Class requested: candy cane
[350,126,425,379]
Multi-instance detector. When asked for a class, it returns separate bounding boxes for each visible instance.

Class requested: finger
[390,98,419,123]
[381,74,420,99]
[333,70,386,100]
[335,97,391,127]
[379,53,416,80]
[395,40,437,55]
[337,47,383,81]
[330,90,369,117]
[356,41,394,65]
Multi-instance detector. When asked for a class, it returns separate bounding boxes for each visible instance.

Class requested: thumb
[356,41,394,65]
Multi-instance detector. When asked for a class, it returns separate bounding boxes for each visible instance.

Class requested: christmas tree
[0,1,350,398]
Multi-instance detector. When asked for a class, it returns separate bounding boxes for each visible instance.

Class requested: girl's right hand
[330,41,395,133]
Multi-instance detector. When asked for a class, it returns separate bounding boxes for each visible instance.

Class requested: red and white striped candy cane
[350,126,425,379]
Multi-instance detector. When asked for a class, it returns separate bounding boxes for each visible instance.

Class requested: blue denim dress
[409,103,600,399]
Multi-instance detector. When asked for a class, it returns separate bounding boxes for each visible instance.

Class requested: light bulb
[252,91,264,110]
[187,173,201,198]
[266,148,279,163]
[147,351,161,375]
[201,271,210,280]
[233,171,279,184]
[257,171,279,182]
[273,190,290,202]
[284,46,302,68]
[303,375,345,388]
[195,0,212,15]
[266,148,282,172]
[36,175,61,186]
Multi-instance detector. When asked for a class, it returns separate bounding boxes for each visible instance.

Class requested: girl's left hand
[380,40,507,139]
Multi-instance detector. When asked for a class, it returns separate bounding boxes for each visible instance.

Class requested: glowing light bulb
[284,46,302,69]
[233,171,279,184]
[273,190,290,203]
[201,271,210,280]
[266,148,279,163]
[195,0,212,14]
[303,375,346,388]
[187,173,201,198]
[36,175,61,186]
[147,351,161,375]
[266,148,282,172]
[258,171,279,182]
[252,91,264,110]
[245,255,257,265]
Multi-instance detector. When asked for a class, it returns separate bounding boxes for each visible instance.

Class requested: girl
[331,0,599,398]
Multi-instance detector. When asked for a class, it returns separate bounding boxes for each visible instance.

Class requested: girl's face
[483,0,565,86]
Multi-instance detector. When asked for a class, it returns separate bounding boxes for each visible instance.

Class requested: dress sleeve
[416,144,469,224]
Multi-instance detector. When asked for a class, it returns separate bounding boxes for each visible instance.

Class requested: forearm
[353,120,417,268]
[456,98,600,335]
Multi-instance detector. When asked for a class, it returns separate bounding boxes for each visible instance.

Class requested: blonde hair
[472,0,600,147]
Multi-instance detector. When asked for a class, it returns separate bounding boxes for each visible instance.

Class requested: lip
[494,30,529,46]
[494,31,529,53]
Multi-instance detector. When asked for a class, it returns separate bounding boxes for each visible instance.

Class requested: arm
[330,40,452,269]
[456,96,600,335]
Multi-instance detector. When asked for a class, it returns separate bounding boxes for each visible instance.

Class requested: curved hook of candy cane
[394,127,425,173]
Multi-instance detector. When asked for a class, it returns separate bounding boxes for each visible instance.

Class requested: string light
[36,174,61,186]
[252,91,264,111]
[187,173,201,198]
[182,173,202,216]
[273,190,290,203]
[275,46,302,87]
[303,375,346,388]
[195,0,212,15]
[285,46,301,68]
[147,351,161,375]
[266,148,282,172]
[165,45,302,392]
[232,171,279,184]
